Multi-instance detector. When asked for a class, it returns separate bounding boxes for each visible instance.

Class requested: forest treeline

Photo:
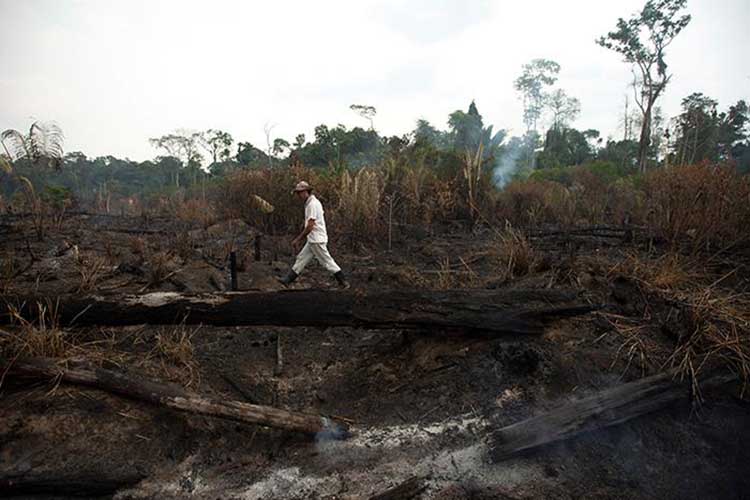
[1,92,748,211]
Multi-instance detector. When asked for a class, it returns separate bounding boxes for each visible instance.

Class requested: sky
[1,0,748,162]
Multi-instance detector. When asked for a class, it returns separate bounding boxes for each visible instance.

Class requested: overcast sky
[1,0,748,162]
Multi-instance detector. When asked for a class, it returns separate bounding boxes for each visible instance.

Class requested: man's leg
[278,242,312,285]
[310,243,349,288]
[309,243,341,273]
[292,242,314,275]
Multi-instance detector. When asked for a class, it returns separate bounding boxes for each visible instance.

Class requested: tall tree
[293,134,306,150]
[597,0,691,173]
[350,104,377,130]
[670,94,749,166]
[149,130,204,187]
[201,129,234,165]
[514,59,560,134]
[718,100,749,165]
[546,89,581,130]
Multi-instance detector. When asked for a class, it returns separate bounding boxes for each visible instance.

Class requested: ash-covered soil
[1,214,749,499]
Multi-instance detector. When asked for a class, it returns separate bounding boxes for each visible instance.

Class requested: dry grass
[142,250,179,291]
[642,163,750,253]
[1,251,17,294]
[666,288,750,401]
[174,198,218,228]
[608,252,750,398]
[1,302,68,360]
[151,323,200,387]
[75,250,109,293]
[488,222,539,282]
[0,302,131,390]
[336,168,385,246]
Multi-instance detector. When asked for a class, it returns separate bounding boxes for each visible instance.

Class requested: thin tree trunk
[638,102,653,174]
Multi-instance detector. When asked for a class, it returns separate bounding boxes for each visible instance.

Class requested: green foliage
[236,142,269,167]
[203,129,234,165]
[296,124,382,168]
[42,185,75,210]
[670,94,749,168]
[529,161,629,186]
[598,139,640,170]
[597,0,691,172]
[536,127,598,169]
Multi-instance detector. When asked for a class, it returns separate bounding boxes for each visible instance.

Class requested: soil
[1,213,749,499]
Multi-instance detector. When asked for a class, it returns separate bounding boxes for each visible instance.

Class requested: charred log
[488,370,736,462]
[2,289,597,336]
[6,357,349,439]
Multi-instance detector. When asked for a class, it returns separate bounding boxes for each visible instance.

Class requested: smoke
[493,145,523,188]
[314,417,351,453]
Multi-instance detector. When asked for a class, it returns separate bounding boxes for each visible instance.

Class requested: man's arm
[293,218,316,247]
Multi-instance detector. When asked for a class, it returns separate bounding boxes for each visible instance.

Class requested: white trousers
[292,242,341,275]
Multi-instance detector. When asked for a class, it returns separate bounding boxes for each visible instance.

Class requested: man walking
[278,181,350,289]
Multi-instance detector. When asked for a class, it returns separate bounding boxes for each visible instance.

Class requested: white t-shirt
[304,194,328,243]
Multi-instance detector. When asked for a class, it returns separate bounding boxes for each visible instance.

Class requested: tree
[272,138,291,158]
[1,121,65,169]
[413,119,449,149]
[149,130,204,188]
[449,101,484,151]
[717,100,748,166]
[350,104,377,130]
[201,129,234,165]
[597,0,691,173]
[149,130,203,166]
[546,89,581,130]
[514,59,560,134]
[670,94,750,167]
[448,101,506,160]
[293,134,306,150]
[597,139,640,169]
[537,127,597,168]
[236,142,268,167]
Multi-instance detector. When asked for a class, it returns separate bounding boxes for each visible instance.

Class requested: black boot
[277,269,298,286]
[334,271,350,289]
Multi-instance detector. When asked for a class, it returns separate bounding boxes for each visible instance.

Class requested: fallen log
[488,370,736,462]
[0,473,144,497]
[6,357,349,439]
[1,289,596,335]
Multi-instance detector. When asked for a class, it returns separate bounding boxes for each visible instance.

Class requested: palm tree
[1,120,64,169]
[1,121,64,238]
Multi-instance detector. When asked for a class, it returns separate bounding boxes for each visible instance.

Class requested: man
[277,181,350,289]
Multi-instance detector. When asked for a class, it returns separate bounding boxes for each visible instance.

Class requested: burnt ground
[1,213,749,499]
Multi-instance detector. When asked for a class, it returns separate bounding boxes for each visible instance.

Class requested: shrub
[641,163,750,251]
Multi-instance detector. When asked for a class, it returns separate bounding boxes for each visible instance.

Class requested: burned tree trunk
[7,358,349,438]
[488,370,736,462]
[2,289,595,336]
